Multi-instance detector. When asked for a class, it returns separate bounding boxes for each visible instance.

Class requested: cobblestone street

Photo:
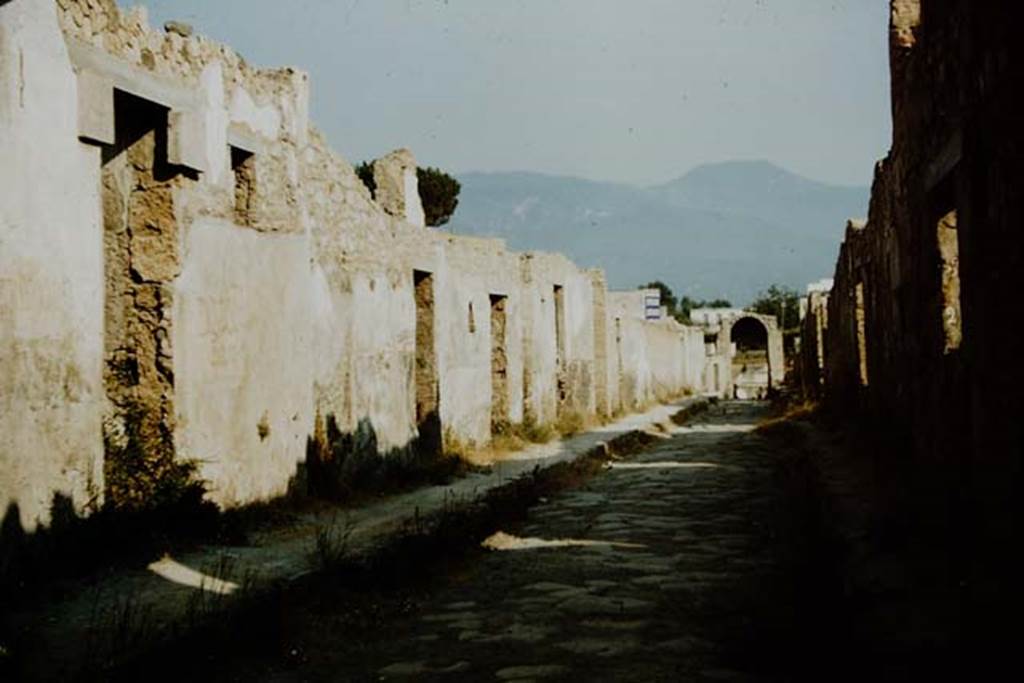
[4,3,1018,682]
[205,401,832,682]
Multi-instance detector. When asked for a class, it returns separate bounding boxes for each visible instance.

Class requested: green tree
[748,284,801,331]
[417,166,461,227]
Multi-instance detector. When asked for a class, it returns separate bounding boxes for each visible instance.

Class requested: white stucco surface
[0,0,105,529]
[174,219,314,505]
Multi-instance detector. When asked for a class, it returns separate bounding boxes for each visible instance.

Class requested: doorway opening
[730,316,770,399]
[553,284,566,407]
[490,294,509,433]
[414,270,440,456]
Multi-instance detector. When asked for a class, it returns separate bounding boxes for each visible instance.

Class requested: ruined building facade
[794,279,831,400]
[799,0,1024,610]
[690,308,785,400]
[0,0,719,530]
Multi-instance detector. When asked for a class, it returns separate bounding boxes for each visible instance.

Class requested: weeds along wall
[0,0,709,530]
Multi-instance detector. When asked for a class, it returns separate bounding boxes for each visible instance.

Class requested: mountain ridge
[447,161,869,304]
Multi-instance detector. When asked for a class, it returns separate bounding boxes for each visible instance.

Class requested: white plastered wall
[0,0,105,529]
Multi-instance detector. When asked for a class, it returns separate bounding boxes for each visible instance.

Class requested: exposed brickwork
[100,93,184,509]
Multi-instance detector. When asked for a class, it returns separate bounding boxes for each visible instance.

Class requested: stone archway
[729,316,770,399]
[721,313,785,400]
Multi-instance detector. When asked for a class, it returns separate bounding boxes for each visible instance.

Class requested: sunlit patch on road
[148,556,239,595]
[608,461,722,470]
[481,531,646,552]
[673,423,757,434]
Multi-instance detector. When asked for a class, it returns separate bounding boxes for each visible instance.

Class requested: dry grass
[554,410,587,437]
[757,401,819,432]
[755,400,819,439]
[309,513,357,572]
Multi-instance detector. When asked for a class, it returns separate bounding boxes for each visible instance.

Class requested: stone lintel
[168,109,208,172]
[227,123,265,156]
[68,38,209,173]
[66,38,199,112]
[76,68,114,145]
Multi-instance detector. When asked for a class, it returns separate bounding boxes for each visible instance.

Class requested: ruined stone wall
[818,0,1024,606]
[304,129,436,468]
[824,219,874,410]
[1,0,717,526]
[373,148,426,228]
[436,235,526,445]
[796,287,830,399]
[519,252,597,424]
[49,0,317,508]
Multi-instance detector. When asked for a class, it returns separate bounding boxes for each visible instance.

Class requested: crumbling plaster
[0,0,711,527]
[520,252,597,424]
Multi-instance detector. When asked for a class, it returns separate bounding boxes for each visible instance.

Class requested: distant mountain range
[446,161,869,305]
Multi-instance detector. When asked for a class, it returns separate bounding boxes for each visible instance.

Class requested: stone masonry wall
[796,285,829,400]
[813,0,1024,619]
[0,0,709,529]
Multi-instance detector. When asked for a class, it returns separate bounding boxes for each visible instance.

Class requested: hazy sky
[133,0,891,187]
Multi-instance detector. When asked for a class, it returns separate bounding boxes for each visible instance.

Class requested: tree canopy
[748,284,801,331]
[417,166,461,227]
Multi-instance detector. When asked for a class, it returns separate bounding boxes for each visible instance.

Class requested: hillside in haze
[447,161,869,305]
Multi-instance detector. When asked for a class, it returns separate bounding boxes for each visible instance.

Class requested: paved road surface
[210,401,824,681]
